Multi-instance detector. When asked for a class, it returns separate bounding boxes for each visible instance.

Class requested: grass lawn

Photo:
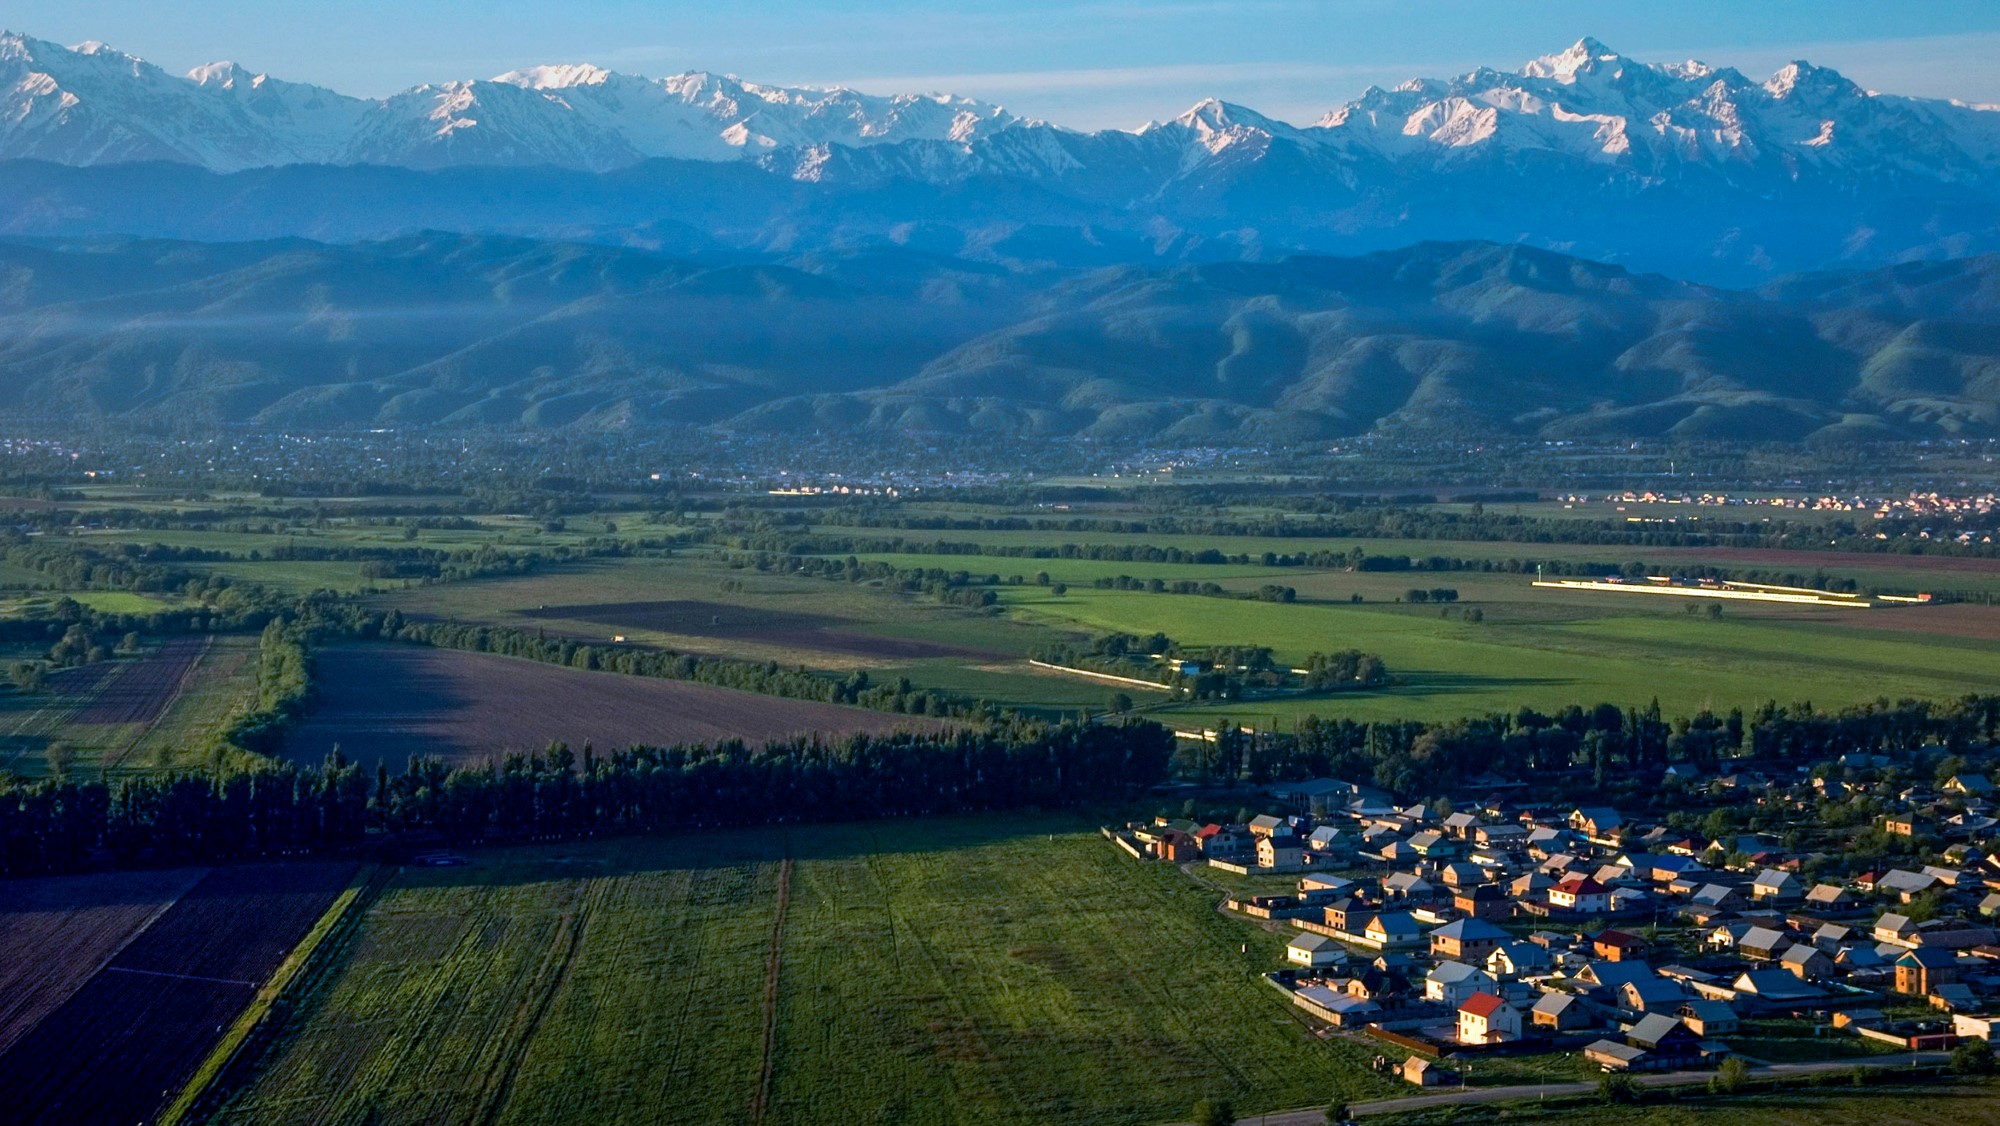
[215,816,1396,1126]
[1727,1019,1907,1064]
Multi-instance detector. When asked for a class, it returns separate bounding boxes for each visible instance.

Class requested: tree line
[1189,695,2000,801]
[0,721,1174,874]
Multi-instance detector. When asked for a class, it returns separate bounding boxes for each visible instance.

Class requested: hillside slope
[0,235,1995,440]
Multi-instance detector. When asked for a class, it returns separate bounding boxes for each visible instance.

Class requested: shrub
[1598,1071,1642,1104]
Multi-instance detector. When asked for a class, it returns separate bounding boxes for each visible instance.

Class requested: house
[1878,869,1940,900]
[1811,923,1853,951]
[1593,930,1648,962]
[1438,861,1487,888]
[1511,871,1555,899]
[1947,774,1996,797]
[1689,883,1747,912]
[1364,912,1424,950]
[1569,807,1626,843]
[1458,992,1522,1045]
[1625,1014,1703,1063]
[1838,945,1891,971]
[1376,839,1420,864]
[1248,814,1286,837]
[1805,884,1855,912]
[1751,869,1803,902]
[1932,983,1981,1012]
[1431,917,1510,961]
[1257,834,1306,871]
[1609,887,1651,916]
[1739,926,1793,962]
[1426,960,1499,1006]
[1345,965,1413,1003]
[1730,970,1826,1005]
[1487,942,1553,980]
[1454,884,1511,921]
[1909,919,1998,950]
[1442,811,1482,839]
[1292,984,1382,1028]
[1306,826,1347,853]
[1876,913,1920,947]
[1401,1056,1453,1086]
[1897,948,1961,995]
[1299,873,1354,897]
[1155,830,1201,862]
[1573,960,1657,996]
[1476,823,1528,848]
[1322,898,1374,934]
[1409,830,1459,859]
[1287,932,1349,970]
[1532,991,1593,1031]
[1198,824,1253,858]
[1677,1000,1740,1037]
[1382,872,1439,902]
[1583,1040,1652,1071]
[1548,876,1611,915]
[1619,977,1689,1015]
[1884,816,1919,837]
[1780,945,1834,981]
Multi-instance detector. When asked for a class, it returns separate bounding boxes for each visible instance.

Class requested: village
[1111,764,2000,1090]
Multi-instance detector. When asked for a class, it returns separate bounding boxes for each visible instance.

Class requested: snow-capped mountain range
[0,30,1023,171]
[5,30,1997,183]
[4,32,2000,284]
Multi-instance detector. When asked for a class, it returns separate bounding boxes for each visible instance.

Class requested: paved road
[1222,1051,1948,1124]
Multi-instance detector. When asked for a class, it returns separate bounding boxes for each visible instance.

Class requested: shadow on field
[384,813,1094,891]
[1386,672,1576,696]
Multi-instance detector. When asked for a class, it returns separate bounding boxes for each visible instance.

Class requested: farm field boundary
[159,863,387,1126]
[0,861,358,1125]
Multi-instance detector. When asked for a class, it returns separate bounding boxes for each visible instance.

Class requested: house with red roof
[1457,991,1522,1045]
[1548,876,1611,915]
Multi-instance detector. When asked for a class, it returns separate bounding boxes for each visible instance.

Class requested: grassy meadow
[214,816,1394,1126]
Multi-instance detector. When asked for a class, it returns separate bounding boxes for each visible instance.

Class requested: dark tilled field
[519,599,1001,660]
[0,867,206,1054]
[0,860,356,1126]
[283,645,941,770]
[73,637,210,726]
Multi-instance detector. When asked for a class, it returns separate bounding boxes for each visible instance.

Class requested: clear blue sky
[11,0,2000,127]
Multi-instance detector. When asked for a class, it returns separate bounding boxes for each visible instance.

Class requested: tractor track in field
[747,854,793,1126]
[472,878,600,1126]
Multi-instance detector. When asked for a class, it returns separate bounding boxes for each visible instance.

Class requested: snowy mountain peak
[0,26,1993,199]
[1523,36,1623,81]
[187,61,251,88]
[1764,60,1862,100]
[493,63,614,90]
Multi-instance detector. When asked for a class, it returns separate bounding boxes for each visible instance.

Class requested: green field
[998,584,2000,722]
[215,816,1394,1126]
[0,636,261,778]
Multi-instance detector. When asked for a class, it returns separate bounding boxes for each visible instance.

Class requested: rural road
[1218,1051,1949,1124]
